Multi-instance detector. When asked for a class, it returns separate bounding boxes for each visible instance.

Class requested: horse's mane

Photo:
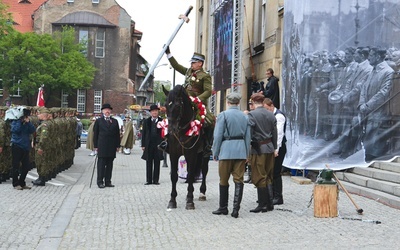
[166,85,194,133]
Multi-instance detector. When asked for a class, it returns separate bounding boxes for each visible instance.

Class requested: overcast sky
[115,0,197,85]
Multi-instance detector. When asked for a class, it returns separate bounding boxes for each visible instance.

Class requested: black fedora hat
[101,103,113,110]
[149,104,160,111]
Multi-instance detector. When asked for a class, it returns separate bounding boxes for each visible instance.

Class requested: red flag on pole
[36,86,45,107]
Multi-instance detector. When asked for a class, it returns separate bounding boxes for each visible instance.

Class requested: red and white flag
[36,86,45,107]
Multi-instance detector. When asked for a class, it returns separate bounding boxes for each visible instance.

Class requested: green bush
[81,119,90,130]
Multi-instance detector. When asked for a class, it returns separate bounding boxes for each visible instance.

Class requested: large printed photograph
[213,0,233,91]
[282,0,400,170]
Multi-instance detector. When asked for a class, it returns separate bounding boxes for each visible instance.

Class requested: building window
[77,89,86,112]
[261,0,266,42]
[94,90,102,113]
[95,29,105,58]
[92,0,100,3]
[67,0,74,3]
[11,79,22,97]
[61,90,68,108]
[0,79,3,97]
[253,0,267,48]
[79,28,89,57]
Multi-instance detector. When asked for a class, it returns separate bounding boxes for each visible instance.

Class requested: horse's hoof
[185,202,195,210]
[168,201,177,209]
[199,193,206,201]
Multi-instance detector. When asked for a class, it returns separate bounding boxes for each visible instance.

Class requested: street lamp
[170,65,176,88]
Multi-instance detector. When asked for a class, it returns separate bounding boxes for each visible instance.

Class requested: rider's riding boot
[203,144,212,157]
[157,140,168,153]
[212,185,229,215]
[203,127,213,157]
[231,182,244,218]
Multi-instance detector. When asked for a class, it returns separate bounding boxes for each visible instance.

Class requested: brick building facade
[1,0,149,116]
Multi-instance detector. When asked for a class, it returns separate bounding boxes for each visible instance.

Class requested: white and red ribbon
[157,119,168,138]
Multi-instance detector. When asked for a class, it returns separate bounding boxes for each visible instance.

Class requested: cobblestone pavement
[1,144,399,250]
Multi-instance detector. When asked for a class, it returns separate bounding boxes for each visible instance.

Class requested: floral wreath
[186,96,206,136]
[156,96,206,137]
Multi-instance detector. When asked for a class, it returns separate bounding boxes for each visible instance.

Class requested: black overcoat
[93,116,120,158]
[141,116,164,161]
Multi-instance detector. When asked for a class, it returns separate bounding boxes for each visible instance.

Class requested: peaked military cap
[226,92,241,104]
[190,52,205,62]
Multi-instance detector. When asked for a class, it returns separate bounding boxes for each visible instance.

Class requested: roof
[3,0,48,33]
[53,11,116,27]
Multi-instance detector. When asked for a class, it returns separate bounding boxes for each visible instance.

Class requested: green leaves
[0,26,95,100]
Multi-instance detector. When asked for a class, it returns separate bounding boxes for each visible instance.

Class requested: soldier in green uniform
[32,107,51,186]
[0,106,12,182]
[28,107,40,171]
[160,47,214,155]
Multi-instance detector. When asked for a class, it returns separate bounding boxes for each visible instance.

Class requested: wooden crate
[314,184,338,218]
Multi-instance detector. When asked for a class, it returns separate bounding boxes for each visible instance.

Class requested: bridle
[167,92,201,150]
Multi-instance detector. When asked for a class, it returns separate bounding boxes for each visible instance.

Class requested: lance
[138,5,193,91]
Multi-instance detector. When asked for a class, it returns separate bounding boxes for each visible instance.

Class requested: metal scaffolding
[231,0,243,93]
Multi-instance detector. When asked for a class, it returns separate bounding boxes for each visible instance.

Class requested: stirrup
[158,141,168,152]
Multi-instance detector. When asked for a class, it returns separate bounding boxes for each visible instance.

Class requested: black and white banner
[282,0,400,170]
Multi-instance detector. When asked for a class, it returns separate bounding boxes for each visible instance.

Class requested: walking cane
[89,155,98,188]
[138,5,193,91]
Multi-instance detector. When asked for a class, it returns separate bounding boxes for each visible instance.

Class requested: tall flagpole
[138,6,193,91]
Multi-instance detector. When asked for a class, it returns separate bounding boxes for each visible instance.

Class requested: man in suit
[141,104,164,185]
[247,93,277,213]
[211,92,251,218]
[93,103,120,188]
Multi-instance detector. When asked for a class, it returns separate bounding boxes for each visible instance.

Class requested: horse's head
[164,85,193,134]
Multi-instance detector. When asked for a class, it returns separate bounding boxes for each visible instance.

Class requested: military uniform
[167,51,215,154]
[33,108,51,185]
[0,106,12,182]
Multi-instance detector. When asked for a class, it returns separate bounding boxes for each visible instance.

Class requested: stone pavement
[1,144,399,250]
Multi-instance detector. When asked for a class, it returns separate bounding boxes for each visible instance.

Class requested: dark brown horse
[163,85,209,209]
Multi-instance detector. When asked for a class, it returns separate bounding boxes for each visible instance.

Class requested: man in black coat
[141,104,164,185]
[262,68,280,109]
[93,103,120,188]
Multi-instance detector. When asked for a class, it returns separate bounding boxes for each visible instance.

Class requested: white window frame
[67,0,74,3]
[253,0,267,46]
[95,29,105,58]
[61,90,68,108]
[92,0,100,3]
[11,79,22,97]
[77,89,86,113]
[94,90,102,113]
[261,0,267,43]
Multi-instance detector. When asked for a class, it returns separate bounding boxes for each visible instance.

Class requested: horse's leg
[168,154,179,209]
[185,153,196,210]
[199,154,209,201]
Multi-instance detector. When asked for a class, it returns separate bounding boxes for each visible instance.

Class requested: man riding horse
[159,47,214,155]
